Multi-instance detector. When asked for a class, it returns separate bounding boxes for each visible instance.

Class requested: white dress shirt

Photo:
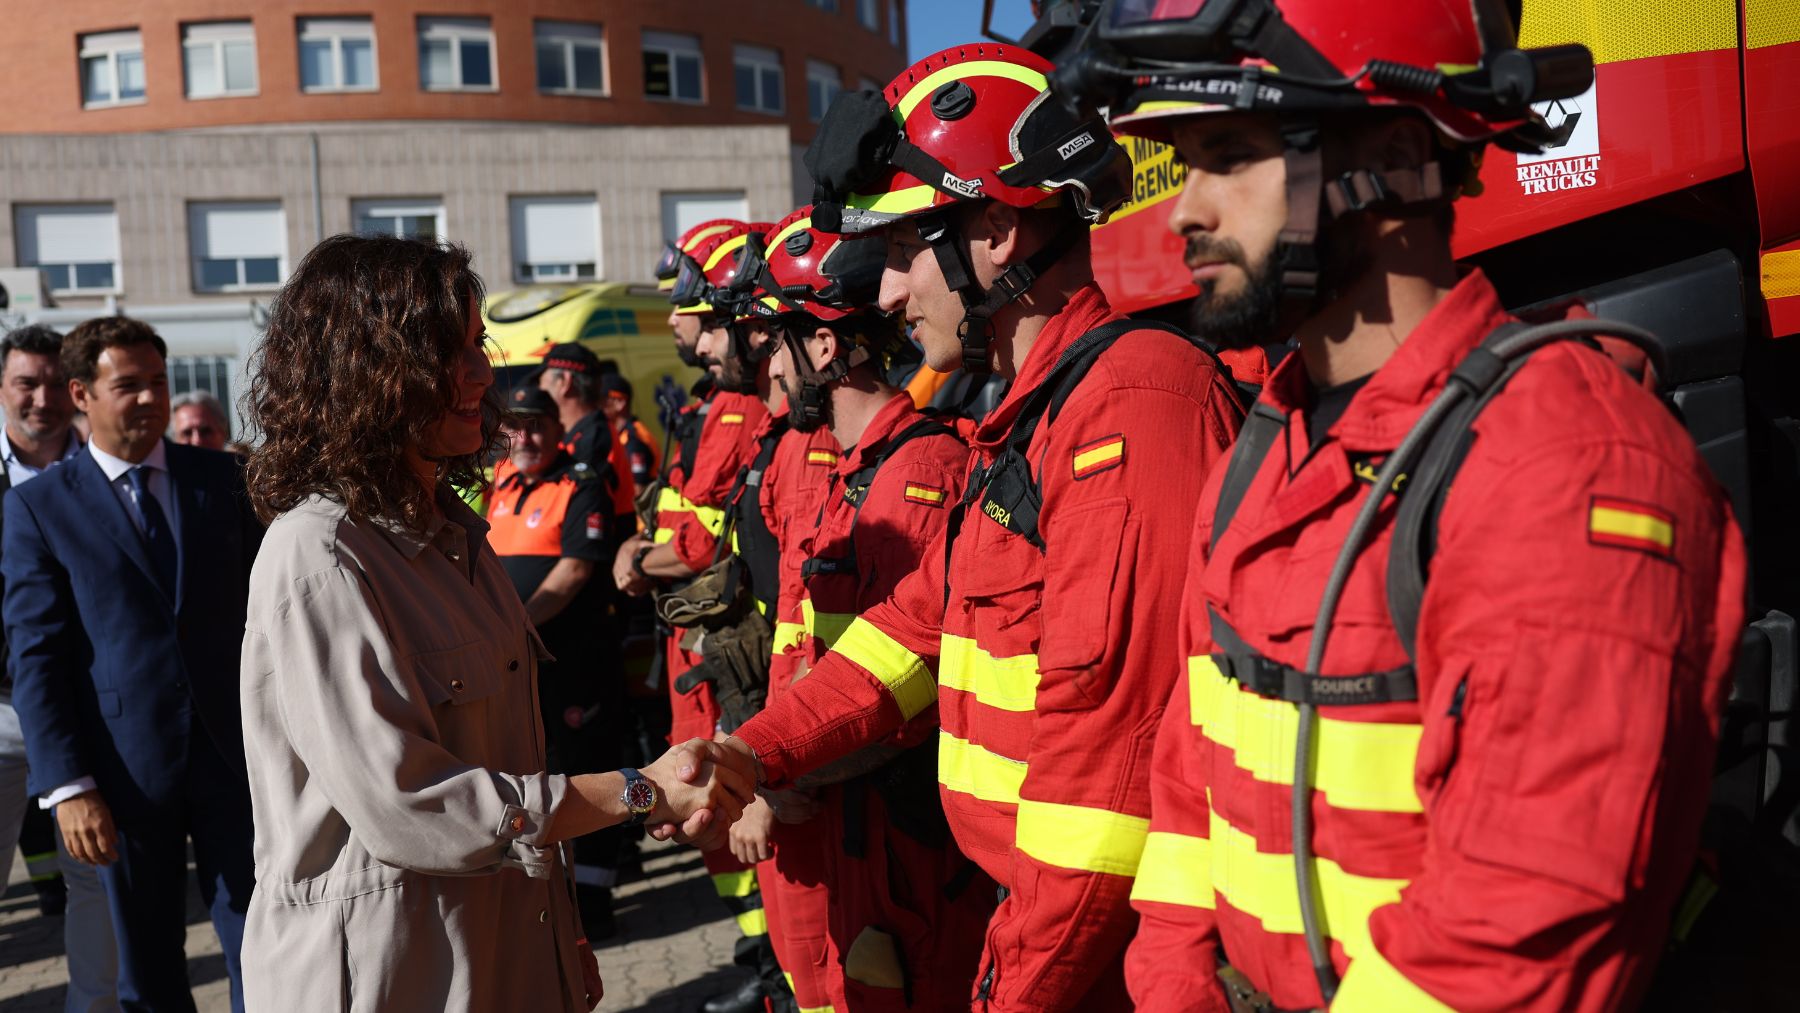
[41,439,180,810]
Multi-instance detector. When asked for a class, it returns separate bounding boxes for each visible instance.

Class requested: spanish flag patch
[719,412,745,425]
[1588,496,1675,559]
[903,483,947,507]
[807,449,840,467]
[1072,434,1126,480]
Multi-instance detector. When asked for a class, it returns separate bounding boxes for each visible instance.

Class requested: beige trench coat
[239,491,586,1012]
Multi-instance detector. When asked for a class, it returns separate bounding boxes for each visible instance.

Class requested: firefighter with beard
[703,46,1246,1009]
[617,221,790,1013]
[1031,1,1750,1009]
[726,206,997,1010]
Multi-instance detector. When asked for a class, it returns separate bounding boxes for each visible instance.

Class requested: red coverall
[757,415,845,1013]
[795,393,994,1011]
[735,284,1245,1010]
[1124,272,1748,1011]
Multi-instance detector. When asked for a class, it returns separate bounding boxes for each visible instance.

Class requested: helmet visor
[669,254,710,307]
[654,241,684,284]
[1107,0,1208,26]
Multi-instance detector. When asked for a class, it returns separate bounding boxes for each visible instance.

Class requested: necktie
[125,466,178,596]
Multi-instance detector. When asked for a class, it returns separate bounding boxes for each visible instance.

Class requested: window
[299,17,377,92]
[188,202,286,292]
[79,30,146,108]
[510,196,600,283]
[889,0,903,46]
[536,20,605,96]
[642,31,702,104]
[858,76,883,95]
[858,0,880,30]
[169,355,236,411]
[419,17,495,91]
[733,45,783,115]
[660,191,749,243]
[183,22,257,99]
[352,198,445,241]
[806,60,842,123]
[15,204,121,295]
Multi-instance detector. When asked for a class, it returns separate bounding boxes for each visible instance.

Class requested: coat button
[539,909,548,923]
[451,679,465,692]
[510,814,526,833]
[508,659,519,672]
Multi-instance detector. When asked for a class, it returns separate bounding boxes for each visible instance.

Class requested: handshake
[635,736,763,851]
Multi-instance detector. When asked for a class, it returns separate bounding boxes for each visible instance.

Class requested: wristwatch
[631,545,655,580]
[619,768,657,826]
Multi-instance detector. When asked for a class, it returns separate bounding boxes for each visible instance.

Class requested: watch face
[625,778,656,813]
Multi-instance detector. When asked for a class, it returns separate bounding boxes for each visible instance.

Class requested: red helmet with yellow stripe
[670,221,776,316]
[656,218,745,297]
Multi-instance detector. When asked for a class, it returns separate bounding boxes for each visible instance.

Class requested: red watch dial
[625,779,655,812]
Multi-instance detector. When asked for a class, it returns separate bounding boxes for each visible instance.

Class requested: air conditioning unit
[0,268,51,316]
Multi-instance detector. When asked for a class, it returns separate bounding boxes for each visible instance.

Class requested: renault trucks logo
[1058,132,1095,160]
[941,171,984,199]
[1515,81,1602,197]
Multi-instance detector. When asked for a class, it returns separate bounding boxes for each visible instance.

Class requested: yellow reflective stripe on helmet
[1129,831,1217,910]
[938,633,1039,712]
[693,502,727,537]
[704,232,753,272]
[773,620,806,654]
[801,598,856,650]
[711,869,757,898]
[658,277,676,291]
[1016,799,1150,877]
[771,215,814,249]
[846,182,939,216]
[1330,934,1455,1013]
[736,907,770,936]
[937,729,1027,806]
[895,60,1049,120]
[834,618,937,719]
[1188,656,1424,814]
[673,299,714,316]
[1207,800,1408,963]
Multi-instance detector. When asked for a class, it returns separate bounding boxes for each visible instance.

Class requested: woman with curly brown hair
[237,235,751,1012]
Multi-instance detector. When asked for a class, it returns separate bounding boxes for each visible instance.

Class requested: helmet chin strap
[778,323,870,432]
[914,207,1087,375]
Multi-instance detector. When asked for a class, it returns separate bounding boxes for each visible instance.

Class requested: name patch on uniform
[1072,434,1126,480]
[1588,496,1675,559]
[719,412,745,425]
[585,512,603,541]
[903,483,947,507]
[807,449,840,466]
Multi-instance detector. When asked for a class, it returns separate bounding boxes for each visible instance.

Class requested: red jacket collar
[838,392,921,475]
[1261,270,1515,453]
[972,283,1116,453]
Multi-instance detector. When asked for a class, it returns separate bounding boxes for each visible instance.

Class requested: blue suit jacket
[2,440,262,824]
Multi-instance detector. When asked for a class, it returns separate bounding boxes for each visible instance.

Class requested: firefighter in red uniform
[1040,2,1751,1010]
[617,221,790,1013]
[710,47,1246,1010]
[600,372,660,508]
[488,386,626,936]
[725,206,997,1010]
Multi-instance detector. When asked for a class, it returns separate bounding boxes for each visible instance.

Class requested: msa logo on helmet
[1058,132,1096,161]
[941,171,984,199]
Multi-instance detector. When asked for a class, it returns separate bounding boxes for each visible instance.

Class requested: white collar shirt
[88,438,178,536]
[2,429,83,488]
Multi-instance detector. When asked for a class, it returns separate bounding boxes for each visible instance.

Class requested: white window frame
[351,198,447,242]
[858,0,880,31]
[641,30,703,105]
[183,21,259,100]
[509,195,602,285]
[659,191,750,243]
[535,20,607,97]
[418,17,497,93]
[733,44,783,115]
[79,30,146,109]
[15,204,123,296]
[806,60,842,124]
[298,17,379,94]
[188,201,287,294]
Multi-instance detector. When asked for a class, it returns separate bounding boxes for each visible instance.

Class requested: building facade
[0,0,908,427]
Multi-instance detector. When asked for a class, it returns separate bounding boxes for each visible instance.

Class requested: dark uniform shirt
[486,452,611,660]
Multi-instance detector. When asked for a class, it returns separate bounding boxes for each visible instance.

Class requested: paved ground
[0,839,745,1012]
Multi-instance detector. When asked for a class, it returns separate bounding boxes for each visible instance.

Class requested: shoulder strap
[1210,401,1288,549]
[803,417,960,579]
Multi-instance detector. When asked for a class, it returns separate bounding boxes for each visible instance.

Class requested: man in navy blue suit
[4,315,261,1012]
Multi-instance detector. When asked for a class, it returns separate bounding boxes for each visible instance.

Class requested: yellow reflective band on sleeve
[1129,831,1218,910]
[1016,799,1150,877]
[1206,800,1409,964]
[937,730,1027,806]
[895,60,1049,120]
[736,907,770,937]
[711,869,757,897]
[773,620,806,654]
[938,634,1039,712]
[834,618,937,720]
[800,598,855,650]
[1189,656,1424,814]
[655,485,686,514]
[1329,935,1456,1013]
[653,527,675,544]
[693,503,727,537]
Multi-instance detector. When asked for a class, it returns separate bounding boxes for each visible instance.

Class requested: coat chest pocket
[411,641,505,708]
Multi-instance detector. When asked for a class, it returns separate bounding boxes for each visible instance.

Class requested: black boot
[698,977,764,1013]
